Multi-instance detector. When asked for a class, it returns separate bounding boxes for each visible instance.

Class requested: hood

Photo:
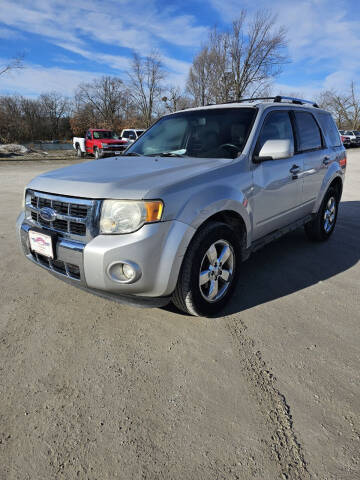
[28,155,232,200]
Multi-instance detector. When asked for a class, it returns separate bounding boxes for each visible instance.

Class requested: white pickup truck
[120,128,145,143]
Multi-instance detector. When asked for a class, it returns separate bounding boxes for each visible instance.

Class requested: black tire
[94,148,102,160]
[76,146,84,158]
[172,222,242,317]
[304,186,340,241]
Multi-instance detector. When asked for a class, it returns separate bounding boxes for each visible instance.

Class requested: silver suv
[17,96,346,317]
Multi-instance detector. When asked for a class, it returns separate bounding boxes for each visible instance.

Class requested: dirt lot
[1,151,359,480]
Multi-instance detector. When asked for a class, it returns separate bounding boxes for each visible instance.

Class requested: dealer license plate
[29,230,54,258]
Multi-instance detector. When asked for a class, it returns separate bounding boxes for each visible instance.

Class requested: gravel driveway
[1,151,359,479]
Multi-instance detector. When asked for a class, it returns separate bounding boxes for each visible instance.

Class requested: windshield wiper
[147,152,185,157]
[122,152,141,156]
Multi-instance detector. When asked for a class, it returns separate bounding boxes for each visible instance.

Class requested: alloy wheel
[199,239,235,303]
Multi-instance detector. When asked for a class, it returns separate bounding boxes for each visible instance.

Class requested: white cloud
[52,54,77,65]
[0,0,205,93]
[208,0,360,92]
[272,82,323,100]
[0,27,24,40]
[0,0,206,54]
[55,42,130,71]
[0,62,103,96]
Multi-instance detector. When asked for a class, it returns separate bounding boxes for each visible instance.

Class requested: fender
[175,184,252,248]
[312,161,344,214]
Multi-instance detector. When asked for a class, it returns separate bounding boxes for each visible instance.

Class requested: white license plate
[115,151,121,155]
[29,230,54,258]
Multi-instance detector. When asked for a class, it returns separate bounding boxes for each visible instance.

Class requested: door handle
[323,156,330,165]
[289,164,300,174]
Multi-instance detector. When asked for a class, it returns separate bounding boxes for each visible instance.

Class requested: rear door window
[316,112,341,147]
[294,111,322,151]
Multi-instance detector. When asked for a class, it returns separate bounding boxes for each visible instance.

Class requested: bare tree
[128,52,164,127]
[20,97,45,141]
[40,92,70,139]
[317,82,360,129]
[75,76,129,129]
[0,96,23,142]
[187,10,288,106]
[186,47,214,106]
[161,87,192,113]
[0,54,25,78]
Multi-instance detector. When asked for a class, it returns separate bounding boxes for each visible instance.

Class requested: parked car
[17,96,346,317]
[340,134,351,148]
[120,128,145,143]
[73,129,129,159]
[341,130,360,147]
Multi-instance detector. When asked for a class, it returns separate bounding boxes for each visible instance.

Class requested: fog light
[122,263,135,280]
[107,261,141,284]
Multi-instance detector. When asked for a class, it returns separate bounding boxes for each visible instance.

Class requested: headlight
[100,200,163,234]
[22,188,26,209]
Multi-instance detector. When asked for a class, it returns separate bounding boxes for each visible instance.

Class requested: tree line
[0,9,359,144]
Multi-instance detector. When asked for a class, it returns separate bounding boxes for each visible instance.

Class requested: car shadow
[222,200,360,317]
[165,201,360,317]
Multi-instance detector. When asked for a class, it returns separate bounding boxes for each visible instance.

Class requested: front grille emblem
[39,207,56,222]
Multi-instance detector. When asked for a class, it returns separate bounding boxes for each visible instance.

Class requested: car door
[292,110,328,214]
[85,131,93,154]
[251,109,303,240]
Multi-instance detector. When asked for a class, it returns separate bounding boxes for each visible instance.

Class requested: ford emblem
[39,207,56,222]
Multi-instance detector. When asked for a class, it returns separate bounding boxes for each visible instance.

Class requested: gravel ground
[0,151,359,479]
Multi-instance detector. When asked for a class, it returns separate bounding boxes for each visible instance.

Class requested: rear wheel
[172,222,241,317]
[76,145,84,158]
[304,186,340,241]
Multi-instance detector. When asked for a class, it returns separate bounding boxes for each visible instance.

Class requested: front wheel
[304,186,340,241]
[94,148,103,160]
[172,222,241,317]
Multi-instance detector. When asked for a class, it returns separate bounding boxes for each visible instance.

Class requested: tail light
[339,154,346,167]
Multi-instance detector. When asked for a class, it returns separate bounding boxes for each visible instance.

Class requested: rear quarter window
[316,112,342,147]
[294,111,322,151]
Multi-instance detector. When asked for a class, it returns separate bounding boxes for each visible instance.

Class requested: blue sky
[0,0,359,98]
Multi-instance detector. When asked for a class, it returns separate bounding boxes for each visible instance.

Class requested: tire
[94,148,102,160]
[304,186,340,241]
[76,146,84,158]
[172,222,242,317]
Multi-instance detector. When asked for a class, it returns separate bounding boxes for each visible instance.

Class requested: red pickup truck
[73,129,129,159]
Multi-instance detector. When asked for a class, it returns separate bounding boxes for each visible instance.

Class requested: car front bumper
[17,212,195,306]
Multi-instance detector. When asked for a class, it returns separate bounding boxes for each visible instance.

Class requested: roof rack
[208,96,319,108]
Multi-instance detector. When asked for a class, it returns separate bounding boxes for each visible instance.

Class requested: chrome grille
[34,252,81,280]
[26,190,100,242]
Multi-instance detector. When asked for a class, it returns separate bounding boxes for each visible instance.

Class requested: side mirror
[253,139,294,163]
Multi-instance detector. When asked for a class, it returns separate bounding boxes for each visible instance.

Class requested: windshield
[93,131,119,139]
[125,108,256,159]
